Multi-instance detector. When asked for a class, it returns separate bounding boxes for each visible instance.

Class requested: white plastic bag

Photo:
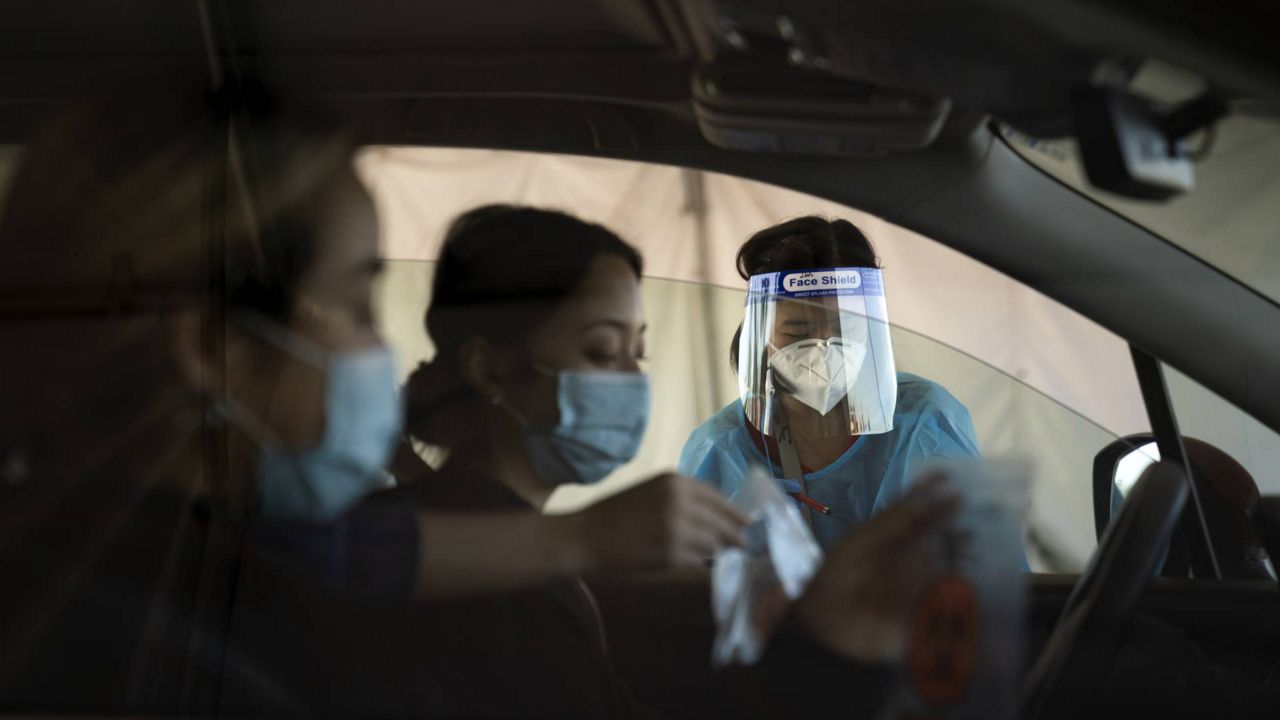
[710,465,823,666]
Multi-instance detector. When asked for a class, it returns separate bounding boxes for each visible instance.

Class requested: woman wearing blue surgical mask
[395,206,745,539]
[0,89,422,710]
[0,93,748,713]
[679,217,983,551]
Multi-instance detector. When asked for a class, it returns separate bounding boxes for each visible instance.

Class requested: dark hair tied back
[405,205,642,448]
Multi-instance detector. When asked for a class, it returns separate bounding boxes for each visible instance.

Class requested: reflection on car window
[363,145,1157,571]
[377,260,1120,572]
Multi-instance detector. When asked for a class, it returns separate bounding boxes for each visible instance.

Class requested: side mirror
[1256,498,1280,582]
[1113,443,1162,507]
[1093,435,1279,581]
[1092,436,1160,541]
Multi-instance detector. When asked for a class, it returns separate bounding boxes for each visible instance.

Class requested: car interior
[2,1,1279,717]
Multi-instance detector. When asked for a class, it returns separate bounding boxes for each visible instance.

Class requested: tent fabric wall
[358,146,1153,570]
[359,146,1150,436]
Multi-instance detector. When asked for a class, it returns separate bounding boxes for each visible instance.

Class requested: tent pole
[682,169,725,416]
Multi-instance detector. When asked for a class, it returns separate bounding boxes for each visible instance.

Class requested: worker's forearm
[415,511,592,600]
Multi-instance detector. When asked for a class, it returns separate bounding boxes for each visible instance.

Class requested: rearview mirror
[1071,88,1228,201]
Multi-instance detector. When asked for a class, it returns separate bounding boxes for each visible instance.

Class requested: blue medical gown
[679,372,981,550]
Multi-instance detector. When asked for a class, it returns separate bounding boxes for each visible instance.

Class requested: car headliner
[2,0,1279,438]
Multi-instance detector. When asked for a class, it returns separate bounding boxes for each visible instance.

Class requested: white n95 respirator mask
[768,337,867,415]
[738,266,897,436]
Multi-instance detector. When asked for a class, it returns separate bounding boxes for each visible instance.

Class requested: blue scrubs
[679,372,981,550]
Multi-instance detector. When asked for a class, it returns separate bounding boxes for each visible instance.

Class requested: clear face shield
[738,267,896,438]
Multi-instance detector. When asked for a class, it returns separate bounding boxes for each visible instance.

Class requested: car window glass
[376,269,1121,574]
[1166,366,1280,496]
[361,147,1153,573]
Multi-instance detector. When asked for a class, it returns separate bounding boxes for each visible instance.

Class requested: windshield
[1005,61,1280,306]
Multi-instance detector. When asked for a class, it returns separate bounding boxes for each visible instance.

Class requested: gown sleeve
[889,383,1030,569]
[892,382,983,495]
[678,417,744,497]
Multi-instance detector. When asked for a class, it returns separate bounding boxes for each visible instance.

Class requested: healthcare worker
[679,216,981,550]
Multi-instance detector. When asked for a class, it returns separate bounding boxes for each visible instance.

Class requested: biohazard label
[908,574,979,706]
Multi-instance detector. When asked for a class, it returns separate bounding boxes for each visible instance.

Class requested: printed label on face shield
[747,267,885,302]
[782,269,862,292]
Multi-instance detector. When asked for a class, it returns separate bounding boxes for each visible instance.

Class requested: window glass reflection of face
[231,175,384,453]
[290,176,384,353]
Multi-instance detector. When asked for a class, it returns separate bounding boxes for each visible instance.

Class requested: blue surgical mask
[225,313,403,521]
[505,369,650,486]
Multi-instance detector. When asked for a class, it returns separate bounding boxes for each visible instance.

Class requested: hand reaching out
[793,473,959,663]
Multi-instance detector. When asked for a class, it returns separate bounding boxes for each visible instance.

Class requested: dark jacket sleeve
[246,502,420,601]
[720,616,898,719]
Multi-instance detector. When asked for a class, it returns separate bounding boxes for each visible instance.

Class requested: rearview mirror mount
[1071,88,1228,200]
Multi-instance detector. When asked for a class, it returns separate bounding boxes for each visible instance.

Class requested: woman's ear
[167,309,211,393]
[457,336,510,405]
[167,310,244,395]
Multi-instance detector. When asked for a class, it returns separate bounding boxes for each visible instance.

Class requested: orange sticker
[908,574,979,706]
